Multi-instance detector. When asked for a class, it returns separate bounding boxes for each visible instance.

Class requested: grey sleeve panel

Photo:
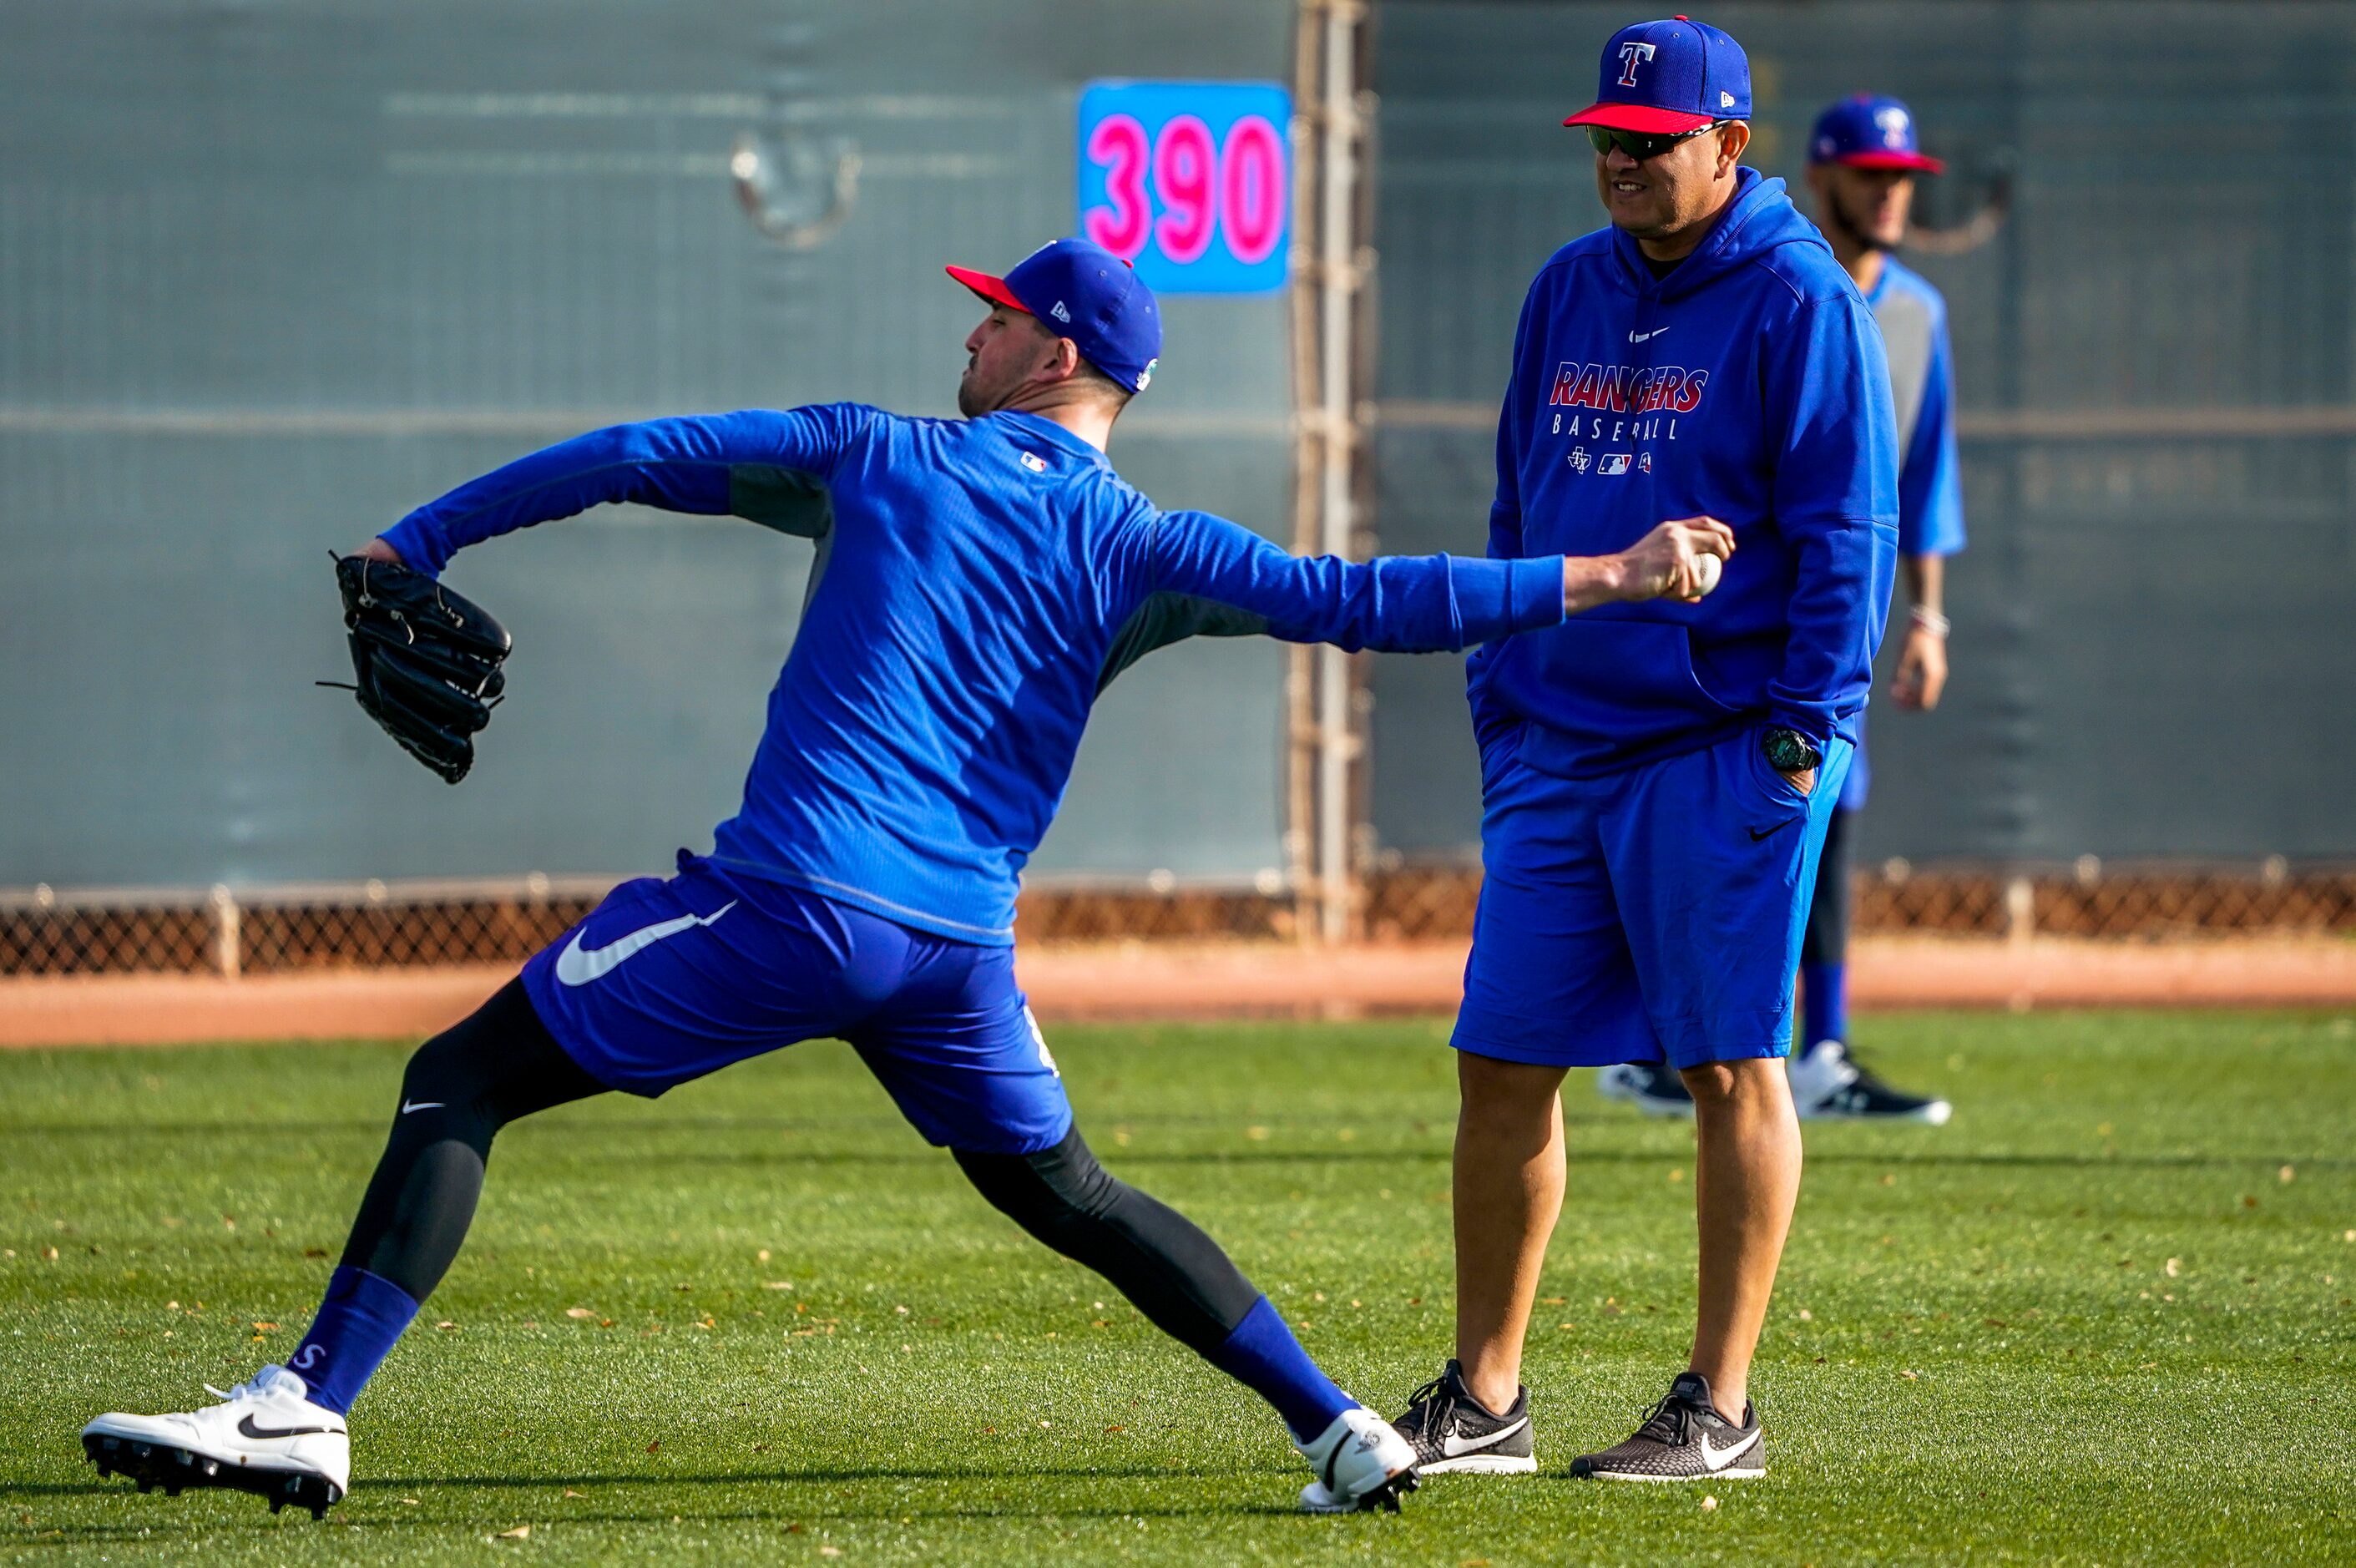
[1096,591,1271,696]
[1873,290,1936,454]
[727,464,837,540]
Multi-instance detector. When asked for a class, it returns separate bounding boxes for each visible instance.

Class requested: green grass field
[4,1010,2352,1565]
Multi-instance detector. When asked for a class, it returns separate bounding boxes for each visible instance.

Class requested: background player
[1389,18,1898,1483]
[1601,92,1962,1124]
[82,238,1731,1519]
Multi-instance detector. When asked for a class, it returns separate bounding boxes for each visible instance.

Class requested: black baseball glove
[325,554,512,784]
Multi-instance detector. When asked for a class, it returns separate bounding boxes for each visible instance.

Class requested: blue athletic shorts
[1454,724,1853,1071]
[520,852,1071,1155]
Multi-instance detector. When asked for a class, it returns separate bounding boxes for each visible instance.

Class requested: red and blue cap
[1809,94,1946,174]
[946,237,1163,393]
[1565,15,1751,135]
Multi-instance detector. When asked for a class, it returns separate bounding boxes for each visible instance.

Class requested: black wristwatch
[1761,726,1821,774]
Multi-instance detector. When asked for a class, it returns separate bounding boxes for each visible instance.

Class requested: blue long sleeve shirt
[382,405,1567,943]
[1470,168,1899,780]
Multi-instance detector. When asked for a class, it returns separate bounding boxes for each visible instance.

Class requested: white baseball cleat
[83,1364,350,1519]
[1295,1405,1421,1513]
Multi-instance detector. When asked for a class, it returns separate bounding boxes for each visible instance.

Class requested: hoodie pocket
[1495,618,1742,756]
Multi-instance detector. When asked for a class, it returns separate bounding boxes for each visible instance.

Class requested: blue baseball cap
[1565,15,1751,136]
[1810,94,1946,174]
[947,237,1162,394]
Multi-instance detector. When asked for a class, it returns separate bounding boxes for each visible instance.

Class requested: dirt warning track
[3,936,2353,1049]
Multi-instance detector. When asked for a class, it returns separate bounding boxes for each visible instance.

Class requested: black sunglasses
[1585,122,1723,162]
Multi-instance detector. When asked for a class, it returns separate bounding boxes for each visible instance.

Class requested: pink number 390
[1086,111,1288,267]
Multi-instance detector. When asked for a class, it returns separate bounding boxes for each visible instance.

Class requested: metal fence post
[209,884,241,979]
[2004,875,2035,948]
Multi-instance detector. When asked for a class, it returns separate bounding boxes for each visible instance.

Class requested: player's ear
[1047,336,1084,385]
[1716,120,1750,172]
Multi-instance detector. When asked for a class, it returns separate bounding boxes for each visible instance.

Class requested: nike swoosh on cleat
[1696,1430,1758,1472]
[401,1100,443,1114]
[1749,820,1797,842]
[1440,1414,1531,1457]
[554,903,737,987]
[236,1415,341,1440]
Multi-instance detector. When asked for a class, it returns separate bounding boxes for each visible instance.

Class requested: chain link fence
[1362,861,2356,945]
[6,862,2353,977]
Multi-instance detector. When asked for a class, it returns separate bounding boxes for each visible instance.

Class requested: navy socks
[1207,1295,1356,1442]
[1801,959,1848,1053]
[286,1266,420,1415]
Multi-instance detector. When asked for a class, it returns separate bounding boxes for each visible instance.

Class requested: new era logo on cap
[1567,16,1752,135]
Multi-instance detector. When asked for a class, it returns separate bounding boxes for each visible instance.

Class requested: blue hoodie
[1472,166,1898,779]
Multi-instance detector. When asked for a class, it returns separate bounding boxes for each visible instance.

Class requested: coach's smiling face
[1596,120,1751,260]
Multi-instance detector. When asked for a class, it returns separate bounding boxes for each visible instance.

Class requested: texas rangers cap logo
[1616,41,1656,87]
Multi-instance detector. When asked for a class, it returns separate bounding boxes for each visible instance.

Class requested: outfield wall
[6,2,2352,898]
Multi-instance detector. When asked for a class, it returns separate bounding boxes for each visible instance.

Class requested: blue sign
[1077,80,1292,296]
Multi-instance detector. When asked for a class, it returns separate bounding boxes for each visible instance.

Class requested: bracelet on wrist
[1909,605,1951,639]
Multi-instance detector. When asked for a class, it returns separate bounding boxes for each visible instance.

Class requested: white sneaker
[1296,1405,1420,1513]
[83,1364,350,1518]
[1788,1040,1952,1125]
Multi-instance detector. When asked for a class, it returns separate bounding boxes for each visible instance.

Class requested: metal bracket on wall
[730,129,861,250]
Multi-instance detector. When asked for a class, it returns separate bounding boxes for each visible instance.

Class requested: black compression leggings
[338,981,1261,1353]
[337,980,604,1300]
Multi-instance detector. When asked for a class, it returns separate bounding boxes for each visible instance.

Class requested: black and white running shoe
[1390,1359,1535,1474]
[1569,1371,1764,1482]
[1597,1061,1695,1118]
[1788,1039,1952,1125]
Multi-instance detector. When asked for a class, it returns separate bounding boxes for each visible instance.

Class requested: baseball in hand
[1691,553,1722,597]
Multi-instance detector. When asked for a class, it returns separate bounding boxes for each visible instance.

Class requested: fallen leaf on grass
[647,1440,660,1454]
[565,1307,596,1319]
[2165,1258,2181,1277]
[1900,1369,1919,1380]
[497,1524,530,1540]
[563,1489,585,1499]
[1104,1424,1125,1434]
[820,1548,842,1558]
[1700,1495,1718,1511]
[400,1498,419,1505]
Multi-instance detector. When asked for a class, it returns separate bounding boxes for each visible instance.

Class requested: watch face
[1764,728,1818,771]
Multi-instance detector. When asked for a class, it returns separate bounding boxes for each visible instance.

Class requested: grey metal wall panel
[1370,1,2356,863]
[0,0,1297,888]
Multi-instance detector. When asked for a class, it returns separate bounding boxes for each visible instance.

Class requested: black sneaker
[1390,1359,1535,1474]
[1569,1371,1764,1482]
[1596,1061,1694,1118]
[1788,1040,1952,1125]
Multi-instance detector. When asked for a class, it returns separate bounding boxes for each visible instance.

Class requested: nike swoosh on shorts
[554,903,737,987]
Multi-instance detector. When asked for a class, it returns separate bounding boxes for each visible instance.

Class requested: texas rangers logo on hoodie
[1547,361,1711,415]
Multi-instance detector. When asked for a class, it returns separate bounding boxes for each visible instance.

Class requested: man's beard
[955,367,988,418]
[1827,189,1896,254]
